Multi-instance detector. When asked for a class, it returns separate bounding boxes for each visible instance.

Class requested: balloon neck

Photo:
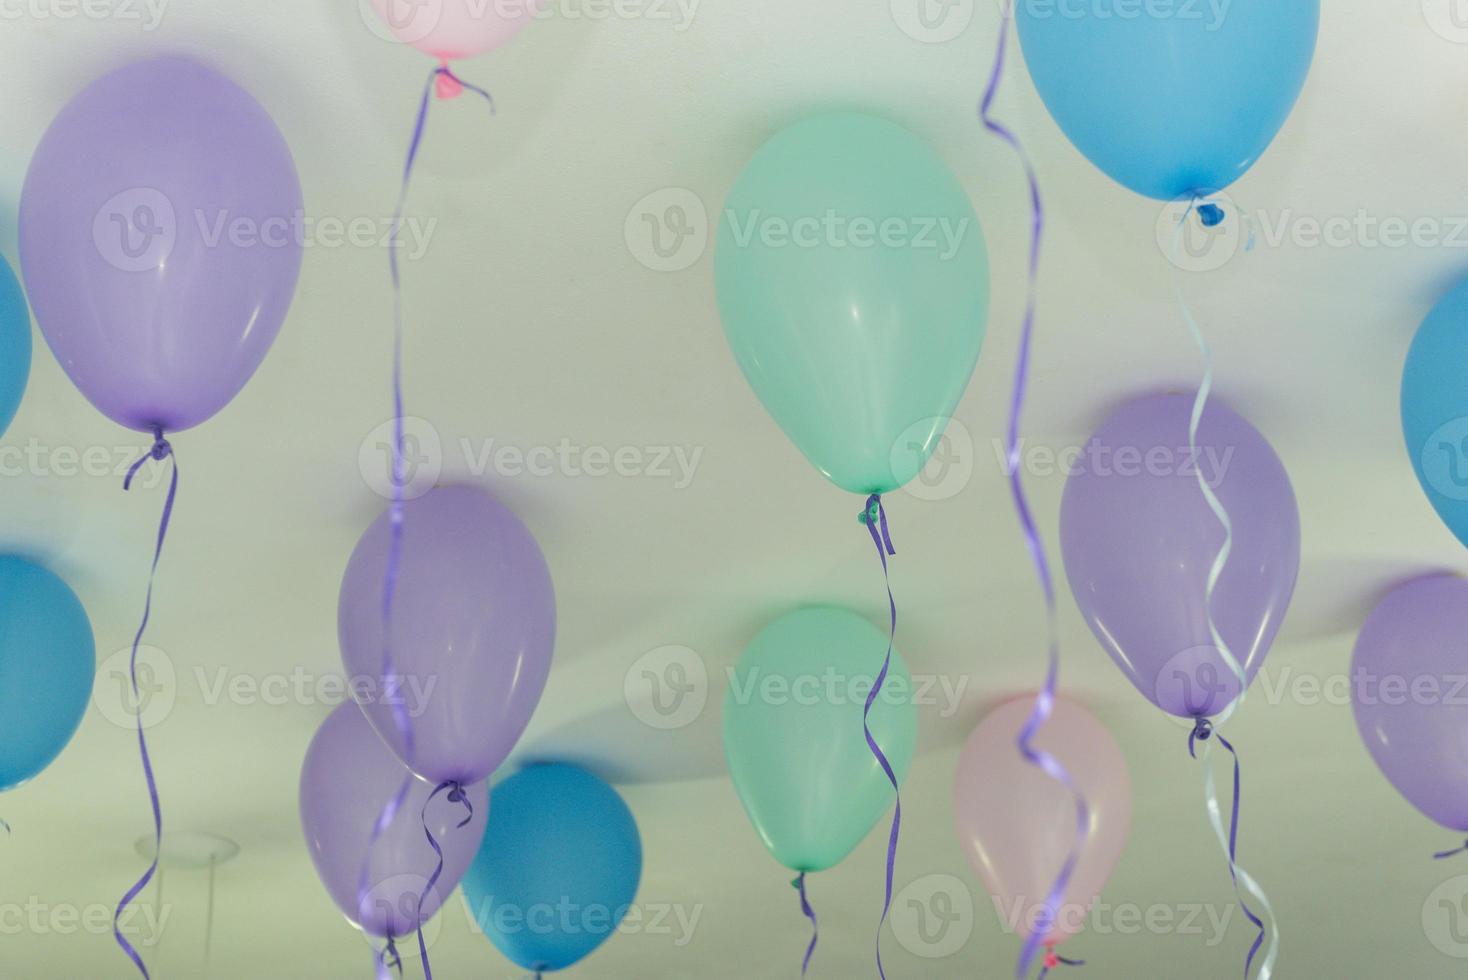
[1187,717,1213,759]
[435,62,465,101]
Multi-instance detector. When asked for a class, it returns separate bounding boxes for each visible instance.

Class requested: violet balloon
[1060,393,1300,718]
[339,484,555,785]
[1352,575,1468,831]
[954,697,1131,946]
[299,703,488,938]
[19,56,301,434]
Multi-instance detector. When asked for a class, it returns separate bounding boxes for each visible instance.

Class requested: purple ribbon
[1435,840,1468,859]
[980,9,1092,979]
[792,872,818,975]
[1188,719,1266,978]
[363,62,495,979]
[415,780,474,980]
[857,493,900,980]
[376,936,403,980]
[113,427,177,980]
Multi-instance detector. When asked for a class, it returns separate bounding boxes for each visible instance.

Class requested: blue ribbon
[793,872,818,975]
[1435,840,1468,859]
[980,9,1092,978]
[858,493,901,980]
[1172,198,1279,980]
[1188,719,1267,976]
[112,427,176,980]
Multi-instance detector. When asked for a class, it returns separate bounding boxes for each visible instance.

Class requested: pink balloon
[370,0,535,62]
[953,697,1131,948]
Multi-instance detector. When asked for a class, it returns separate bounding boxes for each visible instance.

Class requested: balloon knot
[1192,718,1213,741]
[1045,952,1061,970]
[435,64,465,101]
[148,429,173,462]
[858,499,881,526]
[1197,203,1225,228]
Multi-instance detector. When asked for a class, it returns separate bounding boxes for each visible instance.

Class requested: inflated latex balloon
[0,556,94,791]
[723,606,916,872]
[1352,575,1468,833]
[338,484,555,785]
[716,111,989,495]
[954,697,1131,948]
[1402,277,1468,549]
[370,0,535,63]
[1059,393,1299,718]
[299,703,488,939]
[0,258,31,439]
[462,764,641,973]
[19,57,301,434]
[1016,1,1318,200]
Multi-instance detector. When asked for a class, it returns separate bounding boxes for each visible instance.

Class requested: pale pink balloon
[953,697,1131,948]
[370,0,535,62]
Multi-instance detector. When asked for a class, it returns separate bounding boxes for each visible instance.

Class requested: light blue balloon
[463,764,641,973]
[1016,0,1318,200]
[1403,278,1468,548]
[0,556,94,790]
[0,256,32,438]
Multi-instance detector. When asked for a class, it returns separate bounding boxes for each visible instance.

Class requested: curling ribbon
[415,781,474,979]
[793,872,818,976]
[1173,199,1280,980]
[858,494,901,980]
[113,428,177,980]
[979,8,1092,978]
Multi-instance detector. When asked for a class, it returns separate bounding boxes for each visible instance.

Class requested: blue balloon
[1402,278,1468,548]
[0,256,32,438]
[0,556,94,790]
[1016,0,1318,201]
[463,764,641,973]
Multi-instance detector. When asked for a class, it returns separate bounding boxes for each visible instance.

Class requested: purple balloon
[339,485,556,785]
[1352,575,1468,830]
[299,703,488,939]
[1060,393,1300,718]
[19,56,301,434]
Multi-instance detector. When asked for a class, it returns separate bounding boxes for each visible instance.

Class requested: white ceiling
[1,1,1466,977]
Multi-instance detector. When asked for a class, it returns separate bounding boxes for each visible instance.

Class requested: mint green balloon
[723,607,916,872]
[716,111,989,495]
